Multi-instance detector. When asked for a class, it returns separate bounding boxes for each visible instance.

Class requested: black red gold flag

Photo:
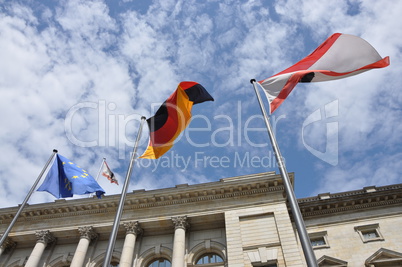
[140,81,214,159]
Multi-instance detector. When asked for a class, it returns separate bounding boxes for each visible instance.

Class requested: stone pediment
[317,255,347,266]
[365,248,402,266]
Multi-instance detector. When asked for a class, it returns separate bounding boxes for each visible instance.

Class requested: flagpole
[96,158,106,182]
[250,80,318,267]
[89,158,106,198]
[0,149,58,249]
[103,116,146,267]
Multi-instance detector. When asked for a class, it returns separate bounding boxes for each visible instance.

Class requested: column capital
[35,230,55,245]
[123,221,143,236]
[172,216,190,230]
[78,226,97,241]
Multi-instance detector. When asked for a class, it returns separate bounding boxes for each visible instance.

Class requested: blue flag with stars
[38,154,105,199]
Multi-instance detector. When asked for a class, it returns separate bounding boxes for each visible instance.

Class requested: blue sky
[1,0,401,208]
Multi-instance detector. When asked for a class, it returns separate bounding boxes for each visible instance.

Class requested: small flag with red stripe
[101,161,118,185]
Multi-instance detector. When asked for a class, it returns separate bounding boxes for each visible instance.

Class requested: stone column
[0,236,15,256]
[171,216,189,267]
[120,221,143,267]
[70,226,97,267]
[25,230,55,267]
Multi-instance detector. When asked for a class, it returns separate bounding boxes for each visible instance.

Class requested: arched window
[90,252,121,267]
[196,253,224,264]
[148,258,171,267]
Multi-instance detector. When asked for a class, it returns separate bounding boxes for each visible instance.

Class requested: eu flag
[37,154,105,199]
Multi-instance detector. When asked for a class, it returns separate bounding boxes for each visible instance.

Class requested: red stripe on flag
[149,91,180,147]
[270,71,310,113]
[270,33,342,79]
[312,56,390,77]
[180,81,198,90]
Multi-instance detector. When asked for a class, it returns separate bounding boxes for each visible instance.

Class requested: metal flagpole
[89,158,106,198]
[0,149,58,249]
[103,116,146,267]
[250,79,318,267]
[96,158,106,182]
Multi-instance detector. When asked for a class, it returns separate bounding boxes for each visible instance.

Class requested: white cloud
[1,0,402,209]
[314,152,402,195]
[276,0,402,195]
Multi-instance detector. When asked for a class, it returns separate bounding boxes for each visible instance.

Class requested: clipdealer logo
[135,150,280,172]
[64,100,338,168]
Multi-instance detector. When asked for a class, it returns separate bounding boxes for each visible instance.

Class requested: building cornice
[297,183,402,219]
[0,172,290,225]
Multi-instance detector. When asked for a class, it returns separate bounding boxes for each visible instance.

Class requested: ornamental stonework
[0,174,286,225]
[78,226,97,241]
[123,221,143,236]
[35,230,55,245]
[0,236,16,251]
[172,216,190,230]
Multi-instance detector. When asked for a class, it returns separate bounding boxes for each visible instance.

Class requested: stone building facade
[0,171,401,267]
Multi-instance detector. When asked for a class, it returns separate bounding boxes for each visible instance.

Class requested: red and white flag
[259,33,390,113]
[101,161,118,185]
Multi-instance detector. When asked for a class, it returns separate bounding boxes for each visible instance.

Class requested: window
[110,262,119,267]
[362,230,379,239]
[196,253,224,264]
[355,223,384,243]
[148,258,171,267]
[311,237,326,247]
[309,231,329,249]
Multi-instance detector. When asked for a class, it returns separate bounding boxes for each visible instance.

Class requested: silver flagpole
[103,116,146,267]
[0,149,58,249]
[89,158,106,198]
[250,80,318,267]
[96,157,106,182]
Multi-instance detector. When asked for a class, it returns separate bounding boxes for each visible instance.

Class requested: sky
[0,0,401,209]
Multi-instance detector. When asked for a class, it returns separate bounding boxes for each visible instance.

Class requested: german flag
[140,82,214,159]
